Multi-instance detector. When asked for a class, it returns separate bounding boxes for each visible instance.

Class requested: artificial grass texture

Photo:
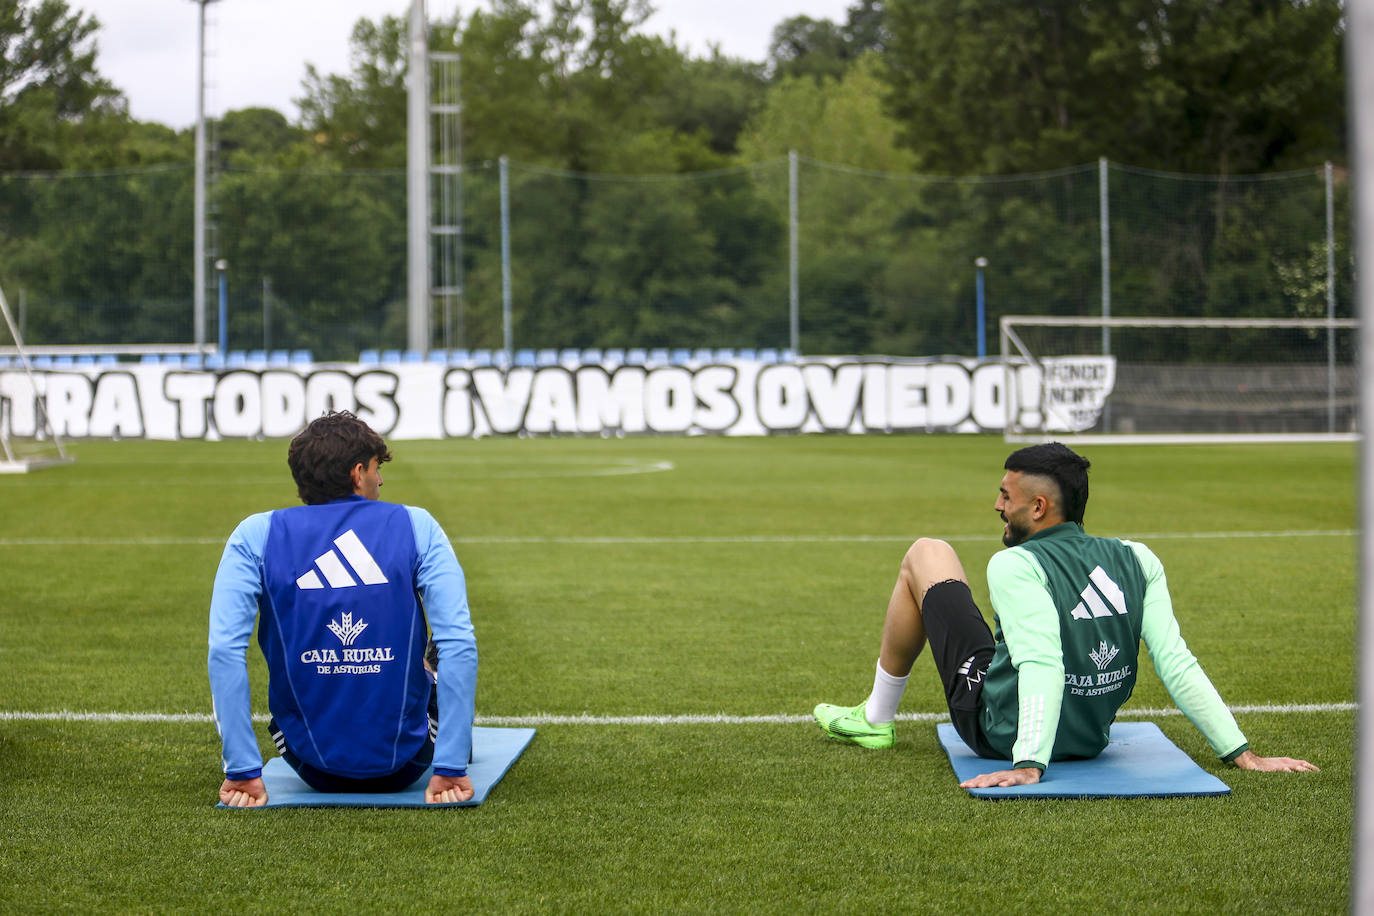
[0,435,1355,913]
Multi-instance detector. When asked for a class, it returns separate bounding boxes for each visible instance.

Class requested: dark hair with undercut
[1004,442,1091,525]
[287,411,392,505]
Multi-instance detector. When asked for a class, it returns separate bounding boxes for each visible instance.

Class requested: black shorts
[921,579,999,758]
[268,680,440,793]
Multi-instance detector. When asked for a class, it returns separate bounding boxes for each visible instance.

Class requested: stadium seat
[140,353,161,364]
[247,350,269,365]
[693,348,714,363]
[290,350,313,364]
[227,351,250,368]
[359,349,380,364]
[736,348,757,361]
[268,350,291,366]
[204,352,226,369]
[648,348,669,365]
[601,348,624,367]
[714,348,736,362]
[670,349,692,365]
[514,349,537,367]
[559,348,581,365]
[780,349,797,362]
[758,348,780,364]
[581,348,603,365]
[97,354,119,366]
[449,349,470,364]
[403,350,425,363]
[535,349,558,367]
[428,350,450,364]
[161,354,183,366]
[625,348,647,365]
[52,355,75,366]
[75,355,95,366]
[470,350,493,367]
[380,350,403,363]
[32,356,52,367]
[182,354,203,369]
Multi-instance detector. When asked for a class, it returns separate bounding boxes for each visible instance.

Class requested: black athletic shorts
[921,579,1000,758]
[268,680,440,793]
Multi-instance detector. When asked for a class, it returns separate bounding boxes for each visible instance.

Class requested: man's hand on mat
[959,767,1042,788]
[219,777,268,807]
[1231,750,1320,773]
[425,773,474,804]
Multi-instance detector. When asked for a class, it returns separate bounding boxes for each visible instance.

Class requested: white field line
[0,701,1355,727]
[0,529,1356,547]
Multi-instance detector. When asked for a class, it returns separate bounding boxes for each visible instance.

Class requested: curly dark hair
[1004,442,1091,525]
[287,411,392,505]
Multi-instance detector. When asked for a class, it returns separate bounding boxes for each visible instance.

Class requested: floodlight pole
[406,0,430,354]
[191,0,219,351]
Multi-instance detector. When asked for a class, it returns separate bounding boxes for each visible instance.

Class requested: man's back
[980,522,1149,761]
[258,496,431,779]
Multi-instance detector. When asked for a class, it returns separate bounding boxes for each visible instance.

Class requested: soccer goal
[0,283,74,473]
[999,316,1359,444]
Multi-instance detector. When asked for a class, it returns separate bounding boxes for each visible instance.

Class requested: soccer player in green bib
[813,442,1317,787]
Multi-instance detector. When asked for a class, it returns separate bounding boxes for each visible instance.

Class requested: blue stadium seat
[97,354,119,366]
[581,348,603,365]
[780,349,797,363]
[359,349,381,364]
[514,349,537,367]
[428,349,450,364]
[227,351,250,368]
[470,349,493,367]
[757,348,780,364]
[160,354,183,367]
[0,356,11,367]
[204,352,226,369]
[403,350,425,363]
[75,355,96,366]
[535,349,558,367]
[247,350,269,365]
[140,353,161,364]
[268,350,291,366]
[670,349,692,365]
[559,348,581,365]
[181,354,203,369]
[693,348,714,363]
[291,350,313,364]
[52,355,75,366]
[601,348,624,366]
[625,348,648,365]
[33,356,53,367]
[648,348,669,365]
[380,350,403,363]
[449,349,470,364]
[714,348,736,362]
[736,348,757,361]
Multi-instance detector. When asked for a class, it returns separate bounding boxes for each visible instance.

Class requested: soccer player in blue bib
[813,442,1316,786]
[209,411,478,806]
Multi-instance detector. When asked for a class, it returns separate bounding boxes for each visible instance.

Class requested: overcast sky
[74,1,856,129]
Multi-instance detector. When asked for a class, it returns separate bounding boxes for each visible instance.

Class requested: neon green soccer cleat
[812,702,895,749]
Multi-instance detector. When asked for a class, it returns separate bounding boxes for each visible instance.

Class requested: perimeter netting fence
[0,158,1352,361]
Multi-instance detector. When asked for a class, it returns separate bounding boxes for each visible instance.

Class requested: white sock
[864,660,908,725]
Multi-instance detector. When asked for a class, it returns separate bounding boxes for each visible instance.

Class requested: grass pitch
[0,435,1355,913]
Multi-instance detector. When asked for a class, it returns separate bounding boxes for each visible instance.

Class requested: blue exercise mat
[218,726,536,809]
[937,721,1230,799]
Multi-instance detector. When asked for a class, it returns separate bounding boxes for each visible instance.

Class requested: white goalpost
[999,315,1359,445]
[0,283,74,473]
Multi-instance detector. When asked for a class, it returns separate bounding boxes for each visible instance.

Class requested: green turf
[0,435,1355,913]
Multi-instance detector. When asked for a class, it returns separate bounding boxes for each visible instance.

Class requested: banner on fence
[0,356,1115,440]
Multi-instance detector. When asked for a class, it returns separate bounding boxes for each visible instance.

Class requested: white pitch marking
[0,701,1355,726]
[0,529,1357,547]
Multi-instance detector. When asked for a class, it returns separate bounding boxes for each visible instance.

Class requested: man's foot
[812,702,895,749]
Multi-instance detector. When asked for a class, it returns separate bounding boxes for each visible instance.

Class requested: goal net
[0,284,74,473]
[999,316,1358,444]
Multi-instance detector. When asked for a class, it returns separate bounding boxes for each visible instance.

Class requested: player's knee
[906,537,955,568]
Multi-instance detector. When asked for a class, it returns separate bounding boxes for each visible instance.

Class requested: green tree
[0,0,124,169]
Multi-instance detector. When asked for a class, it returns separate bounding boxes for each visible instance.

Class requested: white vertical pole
[788,150,799,359]
[500,155,512,364]
[406,0,430,354]
[193,1,208,350]
[1351,0,1374,910]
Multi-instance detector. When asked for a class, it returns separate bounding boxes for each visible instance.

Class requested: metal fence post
[1326,160,1337,432]
[500,155,512,365]
[789,150,800,359]
[1099,157,1111,356]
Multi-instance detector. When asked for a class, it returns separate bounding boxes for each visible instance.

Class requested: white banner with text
[0,357,1116,440]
